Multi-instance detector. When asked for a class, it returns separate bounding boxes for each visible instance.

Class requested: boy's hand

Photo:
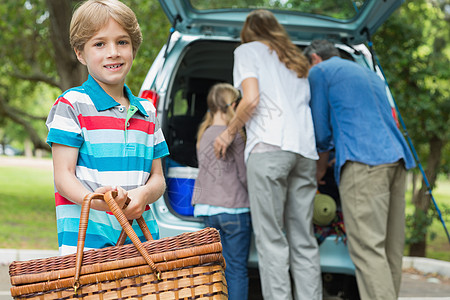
[93,186,128,212]
[111,186,128,209]
[123,187,149,220]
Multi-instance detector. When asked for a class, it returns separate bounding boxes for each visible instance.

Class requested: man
[304,40,415,300]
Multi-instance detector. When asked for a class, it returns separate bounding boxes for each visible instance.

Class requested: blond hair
[241,9,310,78]
[196,83,245,147]
[70,0,142,57]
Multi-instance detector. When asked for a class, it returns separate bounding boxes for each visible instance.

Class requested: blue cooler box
[166,167,199,216]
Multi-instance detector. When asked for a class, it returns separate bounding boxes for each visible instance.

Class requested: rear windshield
[189,0,368,21]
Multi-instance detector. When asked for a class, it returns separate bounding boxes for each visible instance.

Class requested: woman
[214,9,321,300]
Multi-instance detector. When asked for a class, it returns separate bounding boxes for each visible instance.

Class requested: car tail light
[391,107,400,128]
[141,89,160,109]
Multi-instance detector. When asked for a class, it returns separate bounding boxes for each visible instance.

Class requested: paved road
[2,264,450,299]
[400,271,450,298]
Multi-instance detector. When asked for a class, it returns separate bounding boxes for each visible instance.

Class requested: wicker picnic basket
[9,191,228,299]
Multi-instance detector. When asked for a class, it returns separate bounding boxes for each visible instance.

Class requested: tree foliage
[0,0,169,153]
[374,0,450,256]
[375,0,450,145]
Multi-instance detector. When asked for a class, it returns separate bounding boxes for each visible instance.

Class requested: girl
[192,83,251,300]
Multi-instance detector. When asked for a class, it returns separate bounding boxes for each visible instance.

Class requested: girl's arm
[52,143,128,211]
[123,158,166,220]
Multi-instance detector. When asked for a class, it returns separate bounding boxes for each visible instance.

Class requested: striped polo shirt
[46,75,169,255]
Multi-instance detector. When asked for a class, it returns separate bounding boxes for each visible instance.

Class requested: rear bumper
[319,236,355,275]
[152,198,355,276]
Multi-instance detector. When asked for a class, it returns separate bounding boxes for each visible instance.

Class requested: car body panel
[141,35,364,277]
[319,237,355,275]
[159,0,403,44]
[138,2,404,296]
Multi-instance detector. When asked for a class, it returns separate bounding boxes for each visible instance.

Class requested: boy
[46,0,169,255]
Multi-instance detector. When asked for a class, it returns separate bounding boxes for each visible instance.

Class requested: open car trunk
[161,39,356,218]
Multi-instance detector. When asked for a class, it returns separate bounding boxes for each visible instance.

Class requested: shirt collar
[82,75,148,117]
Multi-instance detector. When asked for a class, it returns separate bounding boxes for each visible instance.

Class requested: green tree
[374,0,450,256]
[0,1,57,152]
[0,0,169,154]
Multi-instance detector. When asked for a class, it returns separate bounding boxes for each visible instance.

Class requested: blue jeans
[203,213,252,300]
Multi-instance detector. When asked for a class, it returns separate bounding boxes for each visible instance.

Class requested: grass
[0,159,449,262]
[0,164,58,250]
[409,177,450,261]
[404,177,450,261]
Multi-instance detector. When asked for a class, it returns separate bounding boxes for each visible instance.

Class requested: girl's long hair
[240,9,310,78]
[196,83,245,148]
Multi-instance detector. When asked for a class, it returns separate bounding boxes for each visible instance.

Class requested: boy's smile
[75,18,133,98]
[105,63,124,70]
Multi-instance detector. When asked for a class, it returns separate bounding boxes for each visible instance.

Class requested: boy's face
[75,18,133,91]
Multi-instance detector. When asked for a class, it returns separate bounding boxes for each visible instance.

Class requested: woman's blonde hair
[241,9,310,78]
[196,83,244,148]
[70,0,142,57]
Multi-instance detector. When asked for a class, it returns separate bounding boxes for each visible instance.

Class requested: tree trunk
[46,0,88,90]
[24,139,33,158]
[411,172,419,198]
[0,1,87,153]
[408,136,444,257]
[0,95,51,152]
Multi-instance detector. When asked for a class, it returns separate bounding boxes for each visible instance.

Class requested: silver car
[138,1,403,299]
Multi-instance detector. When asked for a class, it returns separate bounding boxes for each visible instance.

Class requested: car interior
[164,40,239,168]
[164,39,356,170]
[162,38,358,222]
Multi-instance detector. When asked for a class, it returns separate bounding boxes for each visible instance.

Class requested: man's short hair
[70,0,142,57]
[303,40,340,64]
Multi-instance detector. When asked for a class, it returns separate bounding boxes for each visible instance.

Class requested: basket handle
[115,197,154,245]
[73,192,160,293]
